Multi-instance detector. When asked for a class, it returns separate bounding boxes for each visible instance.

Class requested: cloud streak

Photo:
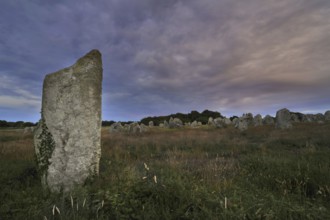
[1,0,330,121]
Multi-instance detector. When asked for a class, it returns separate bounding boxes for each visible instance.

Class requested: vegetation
[1,120,131,128]
[101,121,116,127]
[0,123,329,219]
[34,117,55,182]
[0,120,36,128]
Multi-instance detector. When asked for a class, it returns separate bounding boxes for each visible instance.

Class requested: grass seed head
[144,163,149,171]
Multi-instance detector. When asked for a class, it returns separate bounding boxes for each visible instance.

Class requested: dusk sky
[1,0,330,122]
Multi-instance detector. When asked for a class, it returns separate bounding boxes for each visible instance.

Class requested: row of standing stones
[110,109,330,133]
[33,49,330,193]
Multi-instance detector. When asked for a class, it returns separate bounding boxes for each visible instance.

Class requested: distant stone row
[109,108,330,133]
[210,108,330,130]
[109,122,150,133]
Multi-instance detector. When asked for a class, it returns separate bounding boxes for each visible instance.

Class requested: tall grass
[0,124,329,219]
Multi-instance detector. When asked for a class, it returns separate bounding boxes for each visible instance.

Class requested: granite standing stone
[275,108,292,129]
[263,115,275,125]
[253,114,263,126]
[325,110,330,121]
[34,49,103,192]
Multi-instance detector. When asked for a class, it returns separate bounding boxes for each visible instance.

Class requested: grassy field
[0,123,329,219]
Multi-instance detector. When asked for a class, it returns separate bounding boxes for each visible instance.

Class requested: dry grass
[0,123,330,219]
[0,129,34,160]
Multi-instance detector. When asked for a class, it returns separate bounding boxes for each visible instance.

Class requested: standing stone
[164,120,169,128]
[169,117,183,128]
[275,108,292,129]
[34,49,103,192]
[302,114,314,122]
[140,123,149,133]
[232,117,239,127]
[314,113,325,122]
[244,113,254,126]
[253,114,263,126]
[123,124,130,132]
[290,112,304,122]
[325,110,330,121]
[109,122,123,133]
[190,120,198,128]
[290,113,300,123]
[223,118,232,125]
[237,117,248,131]
[148,121,154,127]
[214,117,224,128]
[263,115,275,125]
[236,113,253,131]
[129,123,141,133]
[208,117,215,126]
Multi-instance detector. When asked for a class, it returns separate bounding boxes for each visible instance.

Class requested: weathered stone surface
[169,117,183,128]
[148,121,154,127]
[275,108,292,129]
[232,117,239,127]
[34,49,102,192]
[237,118,248,131]
[314,113,325,122]
[163,120,169,128]
[263,115,275,125]
[244,113,254,126]
[128,122,141,133]
[190,120,198,128]
[290,112,304,122]
[325,111,330,121]
[214,117,224,128]
[290,113,300,123]
[109,122,123,133]
[223,118,232,125]
[253,114,263,126]
[302,114,314,122]
[208,117,215,126]
[236,113,253,131]
[301,113,324,123]
[140,123,149,132]
[124,123,149,133]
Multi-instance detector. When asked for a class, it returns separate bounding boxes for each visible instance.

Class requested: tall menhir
[34,50,103,193]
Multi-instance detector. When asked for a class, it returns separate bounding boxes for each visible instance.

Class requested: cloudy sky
[1,0,330,122]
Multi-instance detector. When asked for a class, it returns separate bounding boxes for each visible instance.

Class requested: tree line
[0,120,118,128]
[0,120,36,128]
[0,110,223,128]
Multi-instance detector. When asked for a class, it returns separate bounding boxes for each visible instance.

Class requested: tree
[0,120,9,127]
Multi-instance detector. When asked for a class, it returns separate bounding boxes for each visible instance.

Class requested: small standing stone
[275,108,292,129]
[109,122,123,133]
[325,110,330,121]
[263,115,275,125]
[169,117,183,128]
[253,114,263,126]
